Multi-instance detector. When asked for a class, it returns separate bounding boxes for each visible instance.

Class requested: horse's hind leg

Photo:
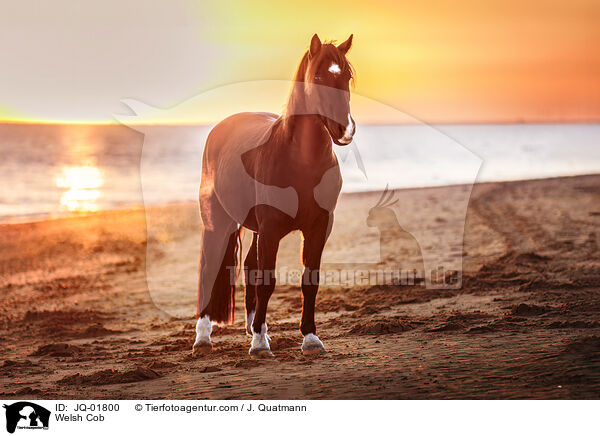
[193,194,237,356]
[300,214,330,355]
[244,232,258,335]
[249,231,280,357]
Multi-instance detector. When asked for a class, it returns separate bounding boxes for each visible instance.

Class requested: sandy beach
[1,174,599,399]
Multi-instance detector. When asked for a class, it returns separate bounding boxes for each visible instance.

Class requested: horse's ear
[309,33,322,57]
[337,34,353,55]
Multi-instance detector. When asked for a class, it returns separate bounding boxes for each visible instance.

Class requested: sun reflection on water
[55,165,104,212]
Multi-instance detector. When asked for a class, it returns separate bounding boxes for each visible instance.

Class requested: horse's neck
[280,115,332,165]
[280,86,333,166]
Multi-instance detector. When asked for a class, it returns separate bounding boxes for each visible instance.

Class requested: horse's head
[304,33,355,146]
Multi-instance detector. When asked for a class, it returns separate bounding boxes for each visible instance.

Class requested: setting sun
[55,165,104,212]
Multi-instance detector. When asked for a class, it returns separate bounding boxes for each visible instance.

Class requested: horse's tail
[203,226,242,324]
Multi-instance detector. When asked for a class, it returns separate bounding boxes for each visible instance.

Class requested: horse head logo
[3,402,50,434]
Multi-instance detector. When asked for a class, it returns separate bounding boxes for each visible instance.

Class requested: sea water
[0,122,598,222]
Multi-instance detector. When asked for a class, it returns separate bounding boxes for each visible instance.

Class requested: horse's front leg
[249,232,280,357]
[244,232,258,336]
[300,215,330,355]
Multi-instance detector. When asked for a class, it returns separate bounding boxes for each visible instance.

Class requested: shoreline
[2,173,598,226]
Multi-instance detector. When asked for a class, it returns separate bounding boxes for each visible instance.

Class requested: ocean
[1,122,599,222]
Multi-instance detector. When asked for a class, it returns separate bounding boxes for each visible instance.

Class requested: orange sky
[0,0,599,124]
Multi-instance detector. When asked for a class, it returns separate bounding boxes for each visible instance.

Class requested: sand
[1,174,599,399]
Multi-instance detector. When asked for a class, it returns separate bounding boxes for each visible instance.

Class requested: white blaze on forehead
[328,63,341,74]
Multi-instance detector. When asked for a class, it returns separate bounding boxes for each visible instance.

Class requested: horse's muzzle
[335,136,353,146]
[334,114,355,146]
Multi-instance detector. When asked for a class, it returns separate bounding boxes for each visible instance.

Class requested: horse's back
[203,112,277,174]
[201,112,283,224]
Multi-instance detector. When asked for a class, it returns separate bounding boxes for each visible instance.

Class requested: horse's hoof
[302,347,325,356]
[192,341,212,357]
[301,333,325,355]
[249,348,274,358]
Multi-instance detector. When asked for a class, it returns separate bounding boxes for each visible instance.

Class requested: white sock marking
[194,315,212,346]
[250,323,271,353]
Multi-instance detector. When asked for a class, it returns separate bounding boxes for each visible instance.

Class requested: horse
[192,33,356,357]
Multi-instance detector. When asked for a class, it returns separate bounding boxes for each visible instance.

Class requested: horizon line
[2,118,600,127]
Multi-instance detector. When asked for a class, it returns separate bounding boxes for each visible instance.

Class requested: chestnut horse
[193,34,355,357]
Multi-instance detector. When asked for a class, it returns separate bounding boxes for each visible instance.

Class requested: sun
[55,165,104,212]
